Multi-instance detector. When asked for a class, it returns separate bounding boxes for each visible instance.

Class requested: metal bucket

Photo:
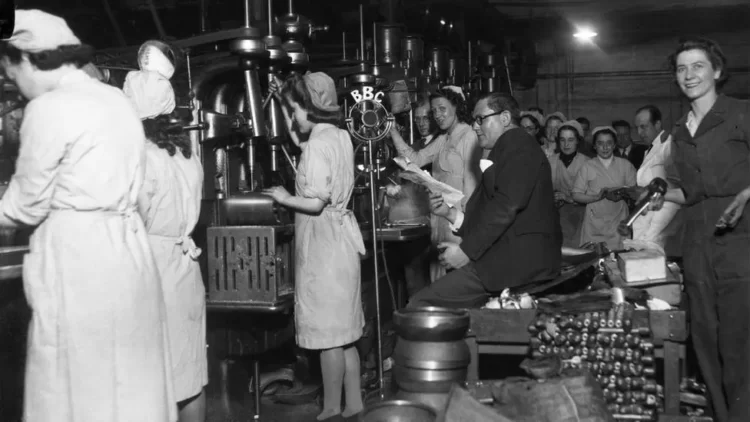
[360,400,437,422]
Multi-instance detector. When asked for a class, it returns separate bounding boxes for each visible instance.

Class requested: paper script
[393,156,465,207]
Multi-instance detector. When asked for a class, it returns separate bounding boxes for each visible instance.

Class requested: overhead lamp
[449,22,453,30]
[573,27,598,41]
[440,19,446,26]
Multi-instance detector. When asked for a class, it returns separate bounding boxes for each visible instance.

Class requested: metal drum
[428,47,450,83]
[401,35,424,69]
[391,307,471,409]
[448,58,468,86]
[377,24,403,64]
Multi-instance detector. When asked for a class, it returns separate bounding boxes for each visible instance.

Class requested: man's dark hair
[479,92,521,125]
[668,36,729,89]
[612,120,631,130]
[575,117,590,127]
[635,105,662,125]
[0,43,94,70]
[529,106,544,115]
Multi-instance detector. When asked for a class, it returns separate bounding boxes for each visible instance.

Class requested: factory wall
[516,29,750,142]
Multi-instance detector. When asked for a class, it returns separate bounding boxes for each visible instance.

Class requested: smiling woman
[389,86,483,281]
[659,36,750,422]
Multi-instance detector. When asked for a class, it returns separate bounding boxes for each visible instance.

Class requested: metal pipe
[359,5,365,61]
[243,0,251,28]
[288,0,293,14]
[267,0,273,35]
[367,141,385,396]
[372,22,377,65]
[101,0,127,46]
[281,144,298,175]
[199,0,206,32]
[342,32,346,60]
[147,0,168,40]
[503,55,513,96]
[408,108,414,146]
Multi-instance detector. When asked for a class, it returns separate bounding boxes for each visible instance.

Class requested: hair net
[302,72,339,112]
[558,120,584,138]
[123,70,176,120]
[9,9,80,53]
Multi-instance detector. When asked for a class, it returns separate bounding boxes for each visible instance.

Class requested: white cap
[9,10,80,53]
[123,70,176,120]
[137,40,176,80]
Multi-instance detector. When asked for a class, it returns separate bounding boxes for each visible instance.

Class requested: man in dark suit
[613,120,647,169]
[408,93,562,309]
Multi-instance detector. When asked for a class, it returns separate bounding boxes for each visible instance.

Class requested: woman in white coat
[0,10,176,422]
[124,44,208,422]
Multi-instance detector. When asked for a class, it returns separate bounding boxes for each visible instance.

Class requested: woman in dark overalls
[655,37,750,422]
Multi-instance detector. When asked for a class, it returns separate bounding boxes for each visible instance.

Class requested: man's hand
[717,187,750,229]
[625,186,647,202]
[429,192,453,219]
[438,242,470,270]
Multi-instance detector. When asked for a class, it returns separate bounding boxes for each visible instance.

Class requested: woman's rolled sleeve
[297,140,333,204]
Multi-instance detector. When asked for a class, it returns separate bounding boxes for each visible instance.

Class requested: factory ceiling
[11,0,750,57]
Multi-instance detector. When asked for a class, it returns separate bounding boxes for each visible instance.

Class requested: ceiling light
[440,19,446,25]
[573,27,598,40]
[449,22,454,30]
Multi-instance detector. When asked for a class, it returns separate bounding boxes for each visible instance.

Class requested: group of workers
[0,7,747,422]
[384,37,750,422]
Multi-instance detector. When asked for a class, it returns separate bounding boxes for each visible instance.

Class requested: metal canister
[429,46,450,83]
[377,23,403,64]
[401,35,424,69]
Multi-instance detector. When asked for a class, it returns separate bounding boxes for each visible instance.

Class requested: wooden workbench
[466,309,690,419]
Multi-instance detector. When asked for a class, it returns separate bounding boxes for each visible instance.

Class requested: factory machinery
[0,0,526,419]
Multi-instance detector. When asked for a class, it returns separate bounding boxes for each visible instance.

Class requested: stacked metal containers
[392,307,471,411]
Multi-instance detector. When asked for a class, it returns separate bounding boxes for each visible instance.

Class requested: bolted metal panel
[207,225,294,310]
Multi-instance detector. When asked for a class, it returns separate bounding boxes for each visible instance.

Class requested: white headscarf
[9,9,80,52]
[122,70,176,120]
[137,40,176,80]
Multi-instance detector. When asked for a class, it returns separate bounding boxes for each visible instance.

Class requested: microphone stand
[366,139,385,399]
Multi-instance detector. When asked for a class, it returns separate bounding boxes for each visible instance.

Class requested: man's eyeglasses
[473,111,505,126]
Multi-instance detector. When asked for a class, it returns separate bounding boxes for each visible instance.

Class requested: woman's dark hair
[142,114,192,159]
[279,72,342,126]
[521,114,542,130]
[668,36,729,89]
[0,43,94,70]
[430,88,472,125]
[556,124,583,146]
[593,128,618,144]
